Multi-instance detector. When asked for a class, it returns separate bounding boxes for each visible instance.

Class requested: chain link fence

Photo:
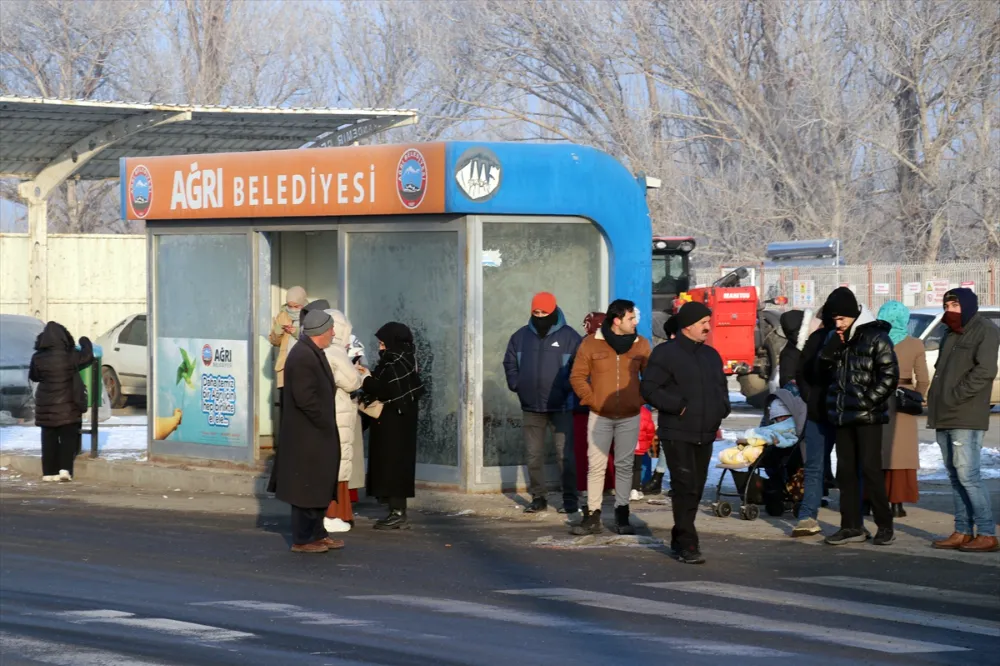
[718,261,999,311]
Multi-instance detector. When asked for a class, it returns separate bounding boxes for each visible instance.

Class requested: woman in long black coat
[363,322,425,530]
[29,322,93,481]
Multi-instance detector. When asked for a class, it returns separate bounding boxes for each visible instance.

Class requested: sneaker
[374,510,409,530]
[673,548,706,565]
[792,518,821,537]
[614,505,635,535]
[872,527,895,546]
[824,528,867,545]
[290,540,329,553]
[323,517,351,533]
[41,475,59,482]
[523,497,548,514]
[629,489,644,502]
[58,470,72,482]
[570,509,603,535]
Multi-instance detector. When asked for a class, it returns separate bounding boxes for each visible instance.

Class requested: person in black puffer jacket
[29,321,94,481]
[817,288,898,547]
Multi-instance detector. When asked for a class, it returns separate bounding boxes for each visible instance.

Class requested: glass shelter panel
[481,221,603,467]
[346,231,461,466]
[153,233,251,456]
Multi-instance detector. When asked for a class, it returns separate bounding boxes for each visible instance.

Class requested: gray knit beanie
[301,309,333,336]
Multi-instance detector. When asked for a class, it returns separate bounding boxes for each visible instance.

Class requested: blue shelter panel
[445,143,652,339]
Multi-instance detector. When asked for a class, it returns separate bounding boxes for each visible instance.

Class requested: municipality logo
[129,165,153,218]
[201,344,213,367]
[396,148,428,210]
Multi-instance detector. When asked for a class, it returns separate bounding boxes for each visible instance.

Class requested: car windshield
[0,318,44,368]
[907,314,935,339]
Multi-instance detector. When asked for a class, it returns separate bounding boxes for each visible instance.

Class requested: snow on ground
[1,424,147,462]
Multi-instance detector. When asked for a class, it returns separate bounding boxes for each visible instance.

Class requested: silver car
[0,314,46,419]
[95,313,147,409]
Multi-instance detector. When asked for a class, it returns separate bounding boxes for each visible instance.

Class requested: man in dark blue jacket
[503,292,583,514]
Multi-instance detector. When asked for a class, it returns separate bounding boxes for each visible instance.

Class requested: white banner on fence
[925,279,950,306]
[792,280,815,308]
[874,283,890,295]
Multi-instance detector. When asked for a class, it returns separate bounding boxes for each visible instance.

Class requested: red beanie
[531,292,557,314]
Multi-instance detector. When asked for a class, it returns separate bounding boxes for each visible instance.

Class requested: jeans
[937,429,995,537]
[664,439,714,552]
[836,424,893,530]
[523,411,577,510]
[800,419,834,521]
[586,412,640,511]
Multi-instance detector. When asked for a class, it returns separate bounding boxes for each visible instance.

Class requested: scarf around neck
[601,319,636,356]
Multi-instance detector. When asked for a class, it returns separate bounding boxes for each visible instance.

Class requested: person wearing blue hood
[928,288,999,553]
[503,292,583,514]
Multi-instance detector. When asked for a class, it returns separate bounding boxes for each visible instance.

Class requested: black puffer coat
[29,322,94,428]
[819,308,899,427]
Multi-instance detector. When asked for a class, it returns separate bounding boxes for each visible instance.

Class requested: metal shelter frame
[0,95,418,320]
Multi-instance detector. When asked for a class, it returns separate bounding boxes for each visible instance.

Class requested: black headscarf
[371,322,425,406]
[35,321,75,351]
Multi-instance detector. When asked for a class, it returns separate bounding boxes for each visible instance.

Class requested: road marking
[350,594,790,656]
[192,600,372,626]
[644,581,1000,638]
[56,610,252,642]
[500,588,967,654]
[785,576,1000,610]
[0,633,170,666]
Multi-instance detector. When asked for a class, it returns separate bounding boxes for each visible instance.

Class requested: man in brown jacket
[570,299,651,535]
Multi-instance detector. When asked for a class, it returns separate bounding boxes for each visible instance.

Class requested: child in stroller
[713,388,806,520]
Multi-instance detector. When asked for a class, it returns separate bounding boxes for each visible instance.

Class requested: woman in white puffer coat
[322,309,365,533]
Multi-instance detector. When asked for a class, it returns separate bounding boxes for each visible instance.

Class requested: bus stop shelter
[122,142,653,492]
[0,95,418,321]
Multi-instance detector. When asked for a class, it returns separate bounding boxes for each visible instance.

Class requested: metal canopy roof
[0,96,418,181]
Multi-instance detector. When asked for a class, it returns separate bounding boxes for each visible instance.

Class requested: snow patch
[1,424,147,462]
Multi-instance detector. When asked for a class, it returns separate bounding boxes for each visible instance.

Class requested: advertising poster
[154,338,248,447]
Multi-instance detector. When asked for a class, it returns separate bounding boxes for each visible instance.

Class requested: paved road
[2,489,998,666]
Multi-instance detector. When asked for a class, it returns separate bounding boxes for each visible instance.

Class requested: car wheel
[102,367,127,409]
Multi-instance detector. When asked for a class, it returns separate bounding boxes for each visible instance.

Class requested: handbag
[895,387,924,416]
[359,400,383,419]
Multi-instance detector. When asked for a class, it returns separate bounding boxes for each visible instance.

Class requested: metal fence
[718,261,999,311]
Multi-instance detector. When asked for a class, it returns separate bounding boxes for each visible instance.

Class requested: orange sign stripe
[123,143,445,220]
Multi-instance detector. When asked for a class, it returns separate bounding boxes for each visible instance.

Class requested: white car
[95,313,147,408]
[908,306,1000,405]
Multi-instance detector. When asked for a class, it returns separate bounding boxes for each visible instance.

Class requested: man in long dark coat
[273,309,342,553]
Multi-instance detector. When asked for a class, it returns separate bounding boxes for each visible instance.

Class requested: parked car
[0,314,46,419]
[908,305,1000,405]
[95,313,147,408]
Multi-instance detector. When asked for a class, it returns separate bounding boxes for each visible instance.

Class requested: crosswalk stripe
[0,633,170,666]
[500,588,967,654]
[350,594,791,657]
[785,576,1000,610]
[643,581,1000,638]
[192,600,372,626]
[56,609,253,642]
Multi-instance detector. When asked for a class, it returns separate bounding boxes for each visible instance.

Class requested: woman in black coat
[29,321,93,481]
[362,322,425,530]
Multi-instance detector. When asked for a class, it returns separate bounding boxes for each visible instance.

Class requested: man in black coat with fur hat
[273,308,343,553]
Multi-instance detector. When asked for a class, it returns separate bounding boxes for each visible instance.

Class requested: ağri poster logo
[154,338,247,447]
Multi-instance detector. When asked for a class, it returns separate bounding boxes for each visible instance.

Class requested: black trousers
[836,424,892,530]
[632,454,644,491]
[388,497,407,512]
[664,439,714,552]
[41,424,81,476]
[290,506,328,545]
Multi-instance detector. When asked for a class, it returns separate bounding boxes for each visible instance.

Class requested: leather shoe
[958,536,999,553]
[321,537,345,550]
[932,532,972,549]
[291,540,329,553]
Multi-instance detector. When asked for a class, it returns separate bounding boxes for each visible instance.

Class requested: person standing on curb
[30,322,94,482]
[641,302,729,564]
[792,309,836,537]
[928,288,999,553]
[877,301,928,518]
[273,309,343,554]
[570,299,651,536]
[503,292,582,515]
[268,286,308,420]
[818,288,898,547]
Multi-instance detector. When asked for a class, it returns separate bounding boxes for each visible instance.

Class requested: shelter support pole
[25,193,47,321]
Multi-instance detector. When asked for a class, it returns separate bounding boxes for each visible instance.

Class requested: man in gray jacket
[927,288,999,553]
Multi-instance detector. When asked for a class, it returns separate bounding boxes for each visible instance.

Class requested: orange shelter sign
[122,143,445,220]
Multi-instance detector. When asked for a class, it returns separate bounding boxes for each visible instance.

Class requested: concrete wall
[0,233,147,339]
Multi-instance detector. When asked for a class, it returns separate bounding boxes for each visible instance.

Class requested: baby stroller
[711,388,806,521]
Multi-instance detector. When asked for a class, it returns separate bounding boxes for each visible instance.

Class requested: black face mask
[531,312,558,338]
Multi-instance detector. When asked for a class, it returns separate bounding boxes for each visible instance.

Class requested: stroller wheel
[715,501,732,518]
[741,504,760,521]
[765,500,784,517]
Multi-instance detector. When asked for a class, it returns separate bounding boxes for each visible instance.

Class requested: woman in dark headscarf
[361,322,425,529]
